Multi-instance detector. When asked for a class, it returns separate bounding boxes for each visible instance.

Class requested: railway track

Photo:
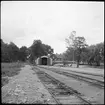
[34,67,93,104]
[39,66,104,89]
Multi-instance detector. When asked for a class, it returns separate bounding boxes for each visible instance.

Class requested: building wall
[47,57,50,65]
[38,57,42,65]
[36,56,52,65]
[50,58,53,65]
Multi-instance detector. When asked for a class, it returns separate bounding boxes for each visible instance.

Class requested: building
[55,54,63,61]
[36,56,52,66]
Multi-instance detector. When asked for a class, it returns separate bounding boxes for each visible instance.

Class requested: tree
[1,40,10,62]
[50,53,57,60]
[30,40,45,58]
[65,31,88,68]
[28,39,54,63]
[65,31,76,62]
[8,42,20,62]
[86,42,104,66]
[95,42,104,64]
[63,47,76,61]
[19,46,28,61]
[42,44,54,57]
[80,48,89,64]
[1,40,20,62]
[73,37,88,67]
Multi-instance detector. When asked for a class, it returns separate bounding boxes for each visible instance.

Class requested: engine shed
[36,56,52,66]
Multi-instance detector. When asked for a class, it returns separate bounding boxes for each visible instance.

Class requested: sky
[1,1,104,54]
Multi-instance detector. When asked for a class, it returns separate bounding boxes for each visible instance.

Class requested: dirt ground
[52,64,104,77]
[2,65,56,104]
[37,66,104,104]
[2,64,104,104]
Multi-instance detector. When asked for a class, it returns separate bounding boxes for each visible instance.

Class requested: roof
[41,55,49,58]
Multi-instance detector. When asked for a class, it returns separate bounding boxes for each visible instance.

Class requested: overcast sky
[1,1,104,54]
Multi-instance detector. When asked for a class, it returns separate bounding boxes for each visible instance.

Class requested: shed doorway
[42,57,47,65]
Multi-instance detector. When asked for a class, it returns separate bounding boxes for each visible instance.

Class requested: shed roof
[41,55,49,58]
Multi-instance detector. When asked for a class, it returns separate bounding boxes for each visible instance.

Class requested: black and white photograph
[1,1,104,104]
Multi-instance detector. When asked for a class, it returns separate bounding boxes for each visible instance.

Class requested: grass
[1,62,25,87]
[79,63,104,69]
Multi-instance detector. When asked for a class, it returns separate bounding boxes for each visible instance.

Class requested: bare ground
[2,65,56,104]
[37,66,104,104]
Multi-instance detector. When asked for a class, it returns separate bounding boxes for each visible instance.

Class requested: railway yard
[2,2,104,104]
[32,65,104,104]
[2,64,104,104]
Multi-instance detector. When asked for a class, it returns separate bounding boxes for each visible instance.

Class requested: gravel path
[2,65,56,104]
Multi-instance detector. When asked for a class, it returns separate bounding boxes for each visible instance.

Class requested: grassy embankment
[1,62,25,87]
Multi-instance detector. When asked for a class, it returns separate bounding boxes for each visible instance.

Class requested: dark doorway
[42,57,47,65]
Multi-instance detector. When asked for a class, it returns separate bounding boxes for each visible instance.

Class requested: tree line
[1,34,104,68]
[63,31,104,67]
[1,39,55,63]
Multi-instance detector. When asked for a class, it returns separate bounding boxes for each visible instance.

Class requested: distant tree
[84,42,104,66]
[73,37,88,67]
[50,53,57,60]
[65,31,88,68]
[91,42,104,66]
[80,48,89,64]
[8,42,20,62]
[63,47,76,61]
[43,44,54,56]
[1,40,10,62]
[27,47,34,64]
[30,40,46,58]
[65,31,76,48]
[1,39,54,63]
[65,31,76,62]
[65,32,104,67]
[29,39,54,63]
[86,45,95,65]
[95,42,104,64]
[19,46,28,61]
[1,40,20,62]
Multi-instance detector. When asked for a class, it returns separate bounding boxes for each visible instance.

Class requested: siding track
[39,66,104,89]
[34,67,93,104]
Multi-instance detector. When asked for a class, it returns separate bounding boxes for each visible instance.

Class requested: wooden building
[36,56,52,66]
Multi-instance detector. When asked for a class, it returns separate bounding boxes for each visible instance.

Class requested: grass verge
[1,62,25,87]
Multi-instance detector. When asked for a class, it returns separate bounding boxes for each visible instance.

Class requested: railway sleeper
[36,69,92,105]
[49,70,104,88]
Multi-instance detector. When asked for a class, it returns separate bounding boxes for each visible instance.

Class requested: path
[2,65,56,104]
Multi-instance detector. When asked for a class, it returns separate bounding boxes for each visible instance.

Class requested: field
[1,62,25,87]
[54,62,104,69]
